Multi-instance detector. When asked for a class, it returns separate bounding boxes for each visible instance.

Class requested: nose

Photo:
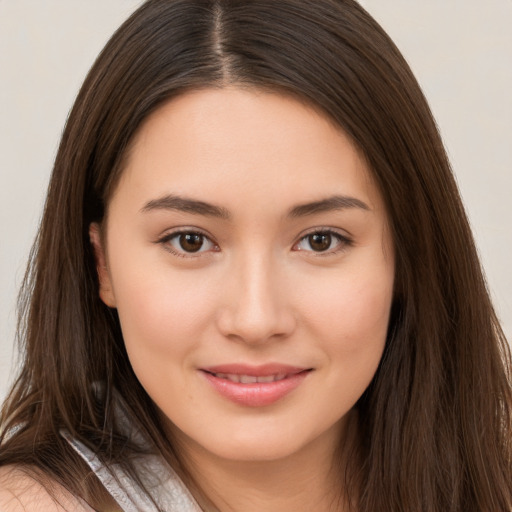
[216,254,297,345]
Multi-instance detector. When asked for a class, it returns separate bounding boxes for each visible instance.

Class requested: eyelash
[293,228,353,256]
[156,228,352,258]
[157,229,218,258]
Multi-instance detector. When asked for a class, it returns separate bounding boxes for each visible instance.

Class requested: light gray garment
[61,393,202,512]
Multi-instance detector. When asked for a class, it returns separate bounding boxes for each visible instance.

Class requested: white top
[61,393,202,512]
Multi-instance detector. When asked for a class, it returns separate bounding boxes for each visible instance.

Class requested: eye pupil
[309,233,331,251]
[179,233,204,252]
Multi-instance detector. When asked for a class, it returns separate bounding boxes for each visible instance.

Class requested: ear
[89,223,116,308]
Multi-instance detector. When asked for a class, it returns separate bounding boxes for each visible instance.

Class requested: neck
[171,412,359,512]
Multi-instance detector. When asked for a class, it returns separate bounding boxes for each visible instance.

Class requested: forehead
[111,87,384,216]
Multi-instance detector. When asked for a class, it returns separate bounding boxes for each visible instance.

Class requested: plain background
[1,1,511,401]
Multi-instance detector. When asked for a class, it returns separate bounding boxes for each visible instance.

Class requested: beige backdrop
[1,1,511,401]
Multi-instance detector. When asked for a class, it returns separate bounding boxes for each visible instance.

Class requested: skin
[90,87,395,511]
[0,467,96,512]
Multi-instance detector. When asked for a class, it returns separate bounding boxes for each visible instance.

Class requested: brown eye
[179,233,205,252]
[162,231,216,256]
[294,230,349,254]
[308,233,332,252]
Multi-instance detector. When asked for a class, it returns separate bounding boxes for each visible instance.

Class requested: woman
[0,0,511,510]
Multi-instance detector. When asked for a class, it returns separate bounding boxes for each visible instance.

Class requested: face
[91,88,394,464]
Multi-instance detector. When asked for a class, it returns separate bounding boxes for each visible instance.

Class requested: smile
[208,373,289,384]
[200,364,312,407]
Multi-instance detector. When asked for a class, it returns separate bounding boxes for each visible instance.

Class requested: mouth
[203,372,292,384]
[199,364,313,407]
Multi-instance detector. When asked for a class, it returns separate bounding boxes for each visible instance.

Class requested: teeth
[213,373,288,383]
[240,375,258,384]
[257,375,276,383]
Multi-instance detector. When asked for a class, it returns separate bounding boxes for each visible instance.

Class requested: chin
[168,414,346,466]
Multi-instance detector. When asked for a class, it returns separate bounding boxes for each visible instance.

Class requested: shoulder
[0,466,93,512]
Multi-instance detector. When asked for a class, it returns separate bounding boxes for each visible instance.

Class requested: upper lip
[200,363,310,377]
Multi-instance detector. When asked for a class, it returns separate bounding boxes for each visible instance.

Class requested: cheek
[299,259,393,366]
[110,264,221,403]
[110,261,217,357]
[310,276,392,411]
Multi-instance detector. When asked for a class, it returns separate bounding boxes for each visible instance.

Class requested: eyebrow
[141,194,231,219]
[140,193,369,219]
[287,195,370,217]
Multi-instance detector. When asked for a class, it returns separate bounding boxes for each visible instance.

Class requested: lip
[200,364,312,407]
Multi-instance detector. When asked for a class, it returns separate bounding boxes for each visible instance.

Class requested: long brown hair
[1,0,511,510]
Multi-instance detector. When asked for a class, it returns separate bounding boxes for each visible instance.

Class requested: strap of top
[60,390,202,512]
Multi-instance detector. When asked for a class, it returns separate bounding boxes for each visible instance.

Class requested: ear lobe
[89,223,116,308]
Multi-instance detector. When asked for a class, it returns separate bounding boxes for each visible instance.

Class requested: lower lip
[201,371,310,407]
